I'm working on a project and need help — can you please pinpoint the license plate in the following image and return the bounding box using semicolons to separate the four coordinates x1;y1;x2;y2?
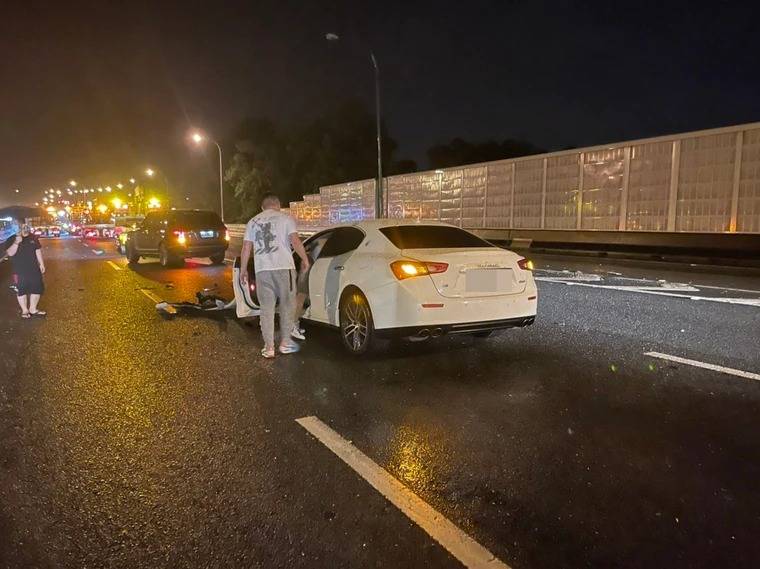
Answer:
466;269;511;292
200;230;216;239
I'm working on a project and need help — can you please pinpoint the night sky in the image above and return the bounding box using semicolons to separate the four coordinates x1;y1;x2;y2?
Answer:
1;0;758;207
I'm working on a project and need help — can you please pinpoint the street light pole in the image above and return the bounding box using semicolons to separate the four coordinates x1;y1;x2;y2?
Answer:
370;51;384;219
212;140;224;222
326;33;385;218
189;131;224;221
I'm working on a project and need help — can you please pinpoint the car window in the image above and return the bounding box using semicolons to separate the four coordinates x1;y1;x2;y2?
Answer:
305;231;333;260
142;213;158;229
379;225;492;249
318;227;365;258
172;211;223;227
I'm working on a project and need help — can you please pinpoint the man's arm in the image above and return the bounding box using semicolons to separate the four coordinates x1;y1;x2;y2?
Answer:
36;248;45;274
290;233;309;272
6;235;21;257
240;240;253;284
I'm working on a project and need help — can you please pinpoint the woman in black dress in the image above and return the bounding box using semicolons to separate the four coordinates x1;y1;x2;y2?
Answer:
7;224;46;318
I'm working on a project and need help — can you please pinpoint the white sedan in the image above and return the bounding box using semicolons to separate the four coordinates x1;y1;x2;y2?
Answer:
235;220;537;354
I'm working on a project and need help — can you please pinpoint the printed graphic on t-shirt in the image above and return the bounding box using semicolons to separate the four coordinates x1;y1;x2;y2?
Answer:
254;222;278;254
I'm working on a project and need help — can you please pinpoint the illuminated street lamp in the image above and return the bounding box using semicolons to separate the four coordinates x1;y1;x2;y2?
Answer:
189;130;225;221
147;197;161;209
111;197;123;209
129;178;136;184
69;180;77;187
326;32;385;217
116;183;123;189
14;188;20;193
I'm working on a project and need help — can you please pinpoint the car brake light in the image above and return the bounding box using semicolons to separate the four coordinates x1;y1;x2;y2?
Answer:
390;260;449;280
517;258;534;271
173;230;186;245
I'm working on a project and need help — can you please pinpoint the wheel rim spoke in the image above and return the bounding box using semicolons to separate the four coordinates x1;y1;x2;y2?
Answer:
343;299;369;351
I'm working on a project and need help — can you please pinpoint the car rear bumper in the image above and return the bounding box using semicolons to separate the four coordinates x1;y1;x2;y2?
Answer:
167;244;228;258
374;315;536;338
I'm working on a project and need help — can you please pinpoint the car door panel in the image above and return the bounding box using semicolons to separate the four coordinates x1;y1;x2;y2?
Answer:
305;227;365;325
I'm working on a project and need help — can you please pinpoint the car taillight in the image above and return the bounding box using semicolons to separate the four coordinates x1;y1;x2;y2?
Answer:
390;260;449;280
517;258;535;271
173;230;186;245
225;230;230;241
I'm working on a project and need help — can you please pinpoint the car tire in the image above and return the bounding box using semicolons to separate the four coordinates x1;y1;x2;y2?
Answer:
126;242;140;264
209;253;225;265
339;288;375;355
159;243;181;267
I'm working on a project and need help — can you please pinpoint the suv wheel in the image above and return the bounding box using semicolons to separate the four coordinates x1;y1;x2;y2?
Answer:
126;242;140;264
159;243;181;267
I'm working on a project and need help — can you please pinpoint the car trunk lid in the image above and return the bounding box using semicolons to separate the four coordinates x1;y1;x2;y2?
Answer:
401;247;527;298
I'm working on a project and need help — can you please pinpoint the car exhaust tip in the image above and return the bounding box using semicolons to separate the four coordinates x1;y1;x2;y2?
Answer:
409;328;431;341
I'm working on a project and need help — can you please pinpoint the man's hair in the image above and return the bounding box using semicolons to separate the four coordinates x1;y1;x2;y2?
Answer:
261;193;281;209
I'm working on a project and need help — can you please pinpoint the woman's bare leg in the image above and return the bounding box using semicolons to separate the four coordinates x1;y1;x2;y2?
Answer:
17;295;29;314
29;294;41;313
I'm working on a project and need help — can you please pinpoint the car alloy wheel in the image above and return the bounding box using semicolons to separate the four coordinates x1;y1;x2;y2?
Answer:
159;243;171;267
340;291;373;354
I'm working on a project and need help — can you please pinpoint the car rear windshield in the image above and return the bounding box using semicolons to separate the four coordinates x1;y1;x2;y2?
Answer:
379;226;492;249
172;211;223;227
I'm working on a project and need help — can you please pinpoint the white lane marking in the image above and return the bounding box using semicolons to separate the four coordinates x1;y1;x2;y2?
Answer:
537;280;760;307
645;352;760;382
691;284;760;294
296;416;510;569
139;289;163;304
106;260;123;271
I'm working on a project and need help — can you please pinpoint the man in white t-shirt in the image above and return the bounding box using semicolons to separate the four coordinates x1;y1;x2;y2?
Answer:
241;193;310;358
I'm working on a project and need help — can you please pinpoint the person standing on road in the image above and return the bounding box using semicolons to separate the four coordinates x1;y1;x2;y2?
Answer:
6;224;46;319
241;193;309;358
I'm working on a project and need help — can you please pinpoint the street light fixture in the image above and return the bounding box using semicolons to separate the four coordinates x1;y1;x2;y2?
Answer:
326;32;385;218
69;180;77;187
145;168;155;177
189;130;225;221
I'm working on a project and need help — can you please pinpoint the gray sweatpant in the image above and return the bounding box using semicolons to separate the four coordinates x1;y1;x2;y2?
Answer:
256;269;296;348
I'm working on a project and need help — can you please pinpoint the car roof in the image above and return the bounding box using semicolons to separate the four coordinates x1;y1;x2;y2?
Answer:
347;219;455;231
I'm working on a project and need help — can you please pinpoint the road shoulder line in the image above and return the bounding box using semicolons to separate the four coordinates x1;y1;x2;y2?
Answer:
645;352;760;382
296;416;510;569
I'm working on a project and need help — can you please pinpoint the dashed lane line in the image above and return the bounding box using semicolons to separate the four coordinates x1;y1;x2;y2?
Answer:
139;288;163;304
296;416;510;569
106;260;123;271
536;279;760;307
645;352;760;382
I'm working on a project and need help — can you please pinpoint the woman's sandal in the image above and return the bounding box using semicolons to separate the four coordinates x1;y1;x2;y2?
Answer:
21;313;31;319
30;311;47;317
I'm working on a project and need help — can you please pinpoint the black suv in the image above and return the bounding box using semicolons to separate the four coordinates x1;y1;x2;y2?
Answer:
124;210;228;267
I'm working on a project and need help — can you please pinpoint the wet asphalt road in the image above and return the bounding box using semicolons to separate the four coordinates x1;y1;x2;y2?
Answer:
1;237;759;569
